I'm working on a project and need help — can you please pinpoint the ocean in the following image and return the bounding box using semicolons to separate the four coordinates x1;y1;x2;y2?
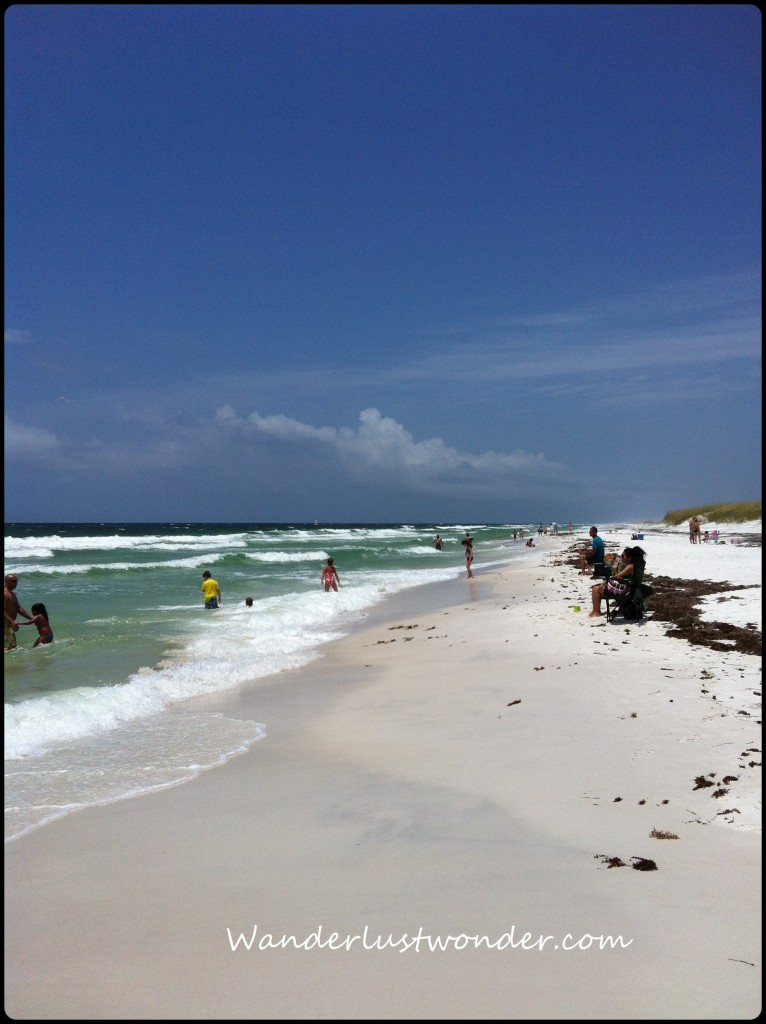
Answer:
4;521;571;841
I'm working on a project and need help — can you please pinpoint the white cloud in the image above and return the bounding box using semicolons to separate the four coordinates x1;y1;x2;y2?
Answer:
411;271;762;387
203;274;760;412
4;328;32;346
4;416;60;460
4;414;195;475
246;410;338;444
220;406;566;480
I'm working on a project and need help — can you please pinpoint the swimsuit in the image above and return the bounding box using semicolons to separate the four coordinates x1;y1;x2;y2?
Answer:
606;573;632;597
4;622;17;651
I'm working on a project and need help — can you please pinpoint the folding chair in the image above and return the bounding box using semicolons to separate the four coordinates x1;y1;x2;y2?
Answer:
606;563;653;623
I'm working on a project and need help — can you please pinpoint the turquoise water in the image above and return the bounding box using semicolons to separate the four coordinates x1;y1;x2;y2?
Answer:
4;521;574;840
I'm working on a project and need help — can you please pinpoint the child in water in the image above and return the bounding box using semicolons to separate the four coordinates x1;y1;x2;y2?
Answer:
19;603;54;647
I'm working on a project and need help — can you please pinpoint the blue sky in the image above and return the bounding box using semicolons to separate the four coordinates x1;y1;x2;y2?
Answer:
5;4;761;524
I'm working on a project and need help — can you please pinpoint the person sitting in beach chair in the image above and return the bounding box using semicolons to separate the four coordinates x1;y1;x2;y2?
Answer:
589;546;650;621
579;526;605;576
604;547;653;623
590;547;636;618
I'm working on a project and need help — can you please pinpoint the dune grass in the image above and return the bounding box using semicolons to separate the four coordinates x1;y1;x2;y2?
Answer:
663;501;761;526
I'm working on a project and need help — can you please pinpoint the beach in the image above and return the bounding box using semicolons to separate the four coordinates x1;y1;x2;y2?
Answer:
4;524;761;1019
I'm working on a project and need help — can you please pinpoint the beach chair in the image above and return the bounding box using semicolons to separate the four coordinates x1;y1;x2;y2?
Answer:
605;563;653;623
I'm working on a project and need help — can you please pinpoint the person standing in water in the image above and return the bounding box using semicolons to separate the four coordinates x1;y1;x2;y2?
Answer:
18;602;54;647
321;558;341;592
4;574;33;652
461;533;474;578
201;571;221;609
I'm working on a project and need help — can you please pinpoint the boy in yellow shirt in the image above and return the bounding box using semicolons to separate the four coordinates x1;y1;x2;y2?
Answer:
201;571;221;609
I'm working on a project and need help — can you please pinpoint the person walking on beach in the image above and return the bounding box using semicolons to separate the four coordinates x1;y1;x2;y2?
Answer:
461;533;474;578
4;574;33;652
321;558;341;592
579;527;605;575
201;571;221;609
18;602;54;647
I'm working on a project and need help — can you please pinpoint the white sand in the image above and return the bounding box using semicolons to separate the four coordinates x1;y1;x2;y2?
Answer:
4;524;761;1019
630;518;762;626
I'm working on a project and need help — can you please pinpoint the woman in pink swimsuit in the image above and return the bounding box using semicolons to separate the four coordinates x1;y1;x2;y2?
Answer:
321;558;341;592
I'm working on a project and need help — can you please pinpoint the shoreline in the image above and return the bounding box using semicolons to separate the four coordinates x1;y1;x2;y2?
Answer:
4;534;761;1018
4;534;548;845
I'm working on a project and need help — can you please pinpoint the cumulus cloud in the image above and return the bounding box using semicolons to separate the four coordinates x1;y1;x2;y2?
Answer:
217;406;564;481
247;410;338;444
